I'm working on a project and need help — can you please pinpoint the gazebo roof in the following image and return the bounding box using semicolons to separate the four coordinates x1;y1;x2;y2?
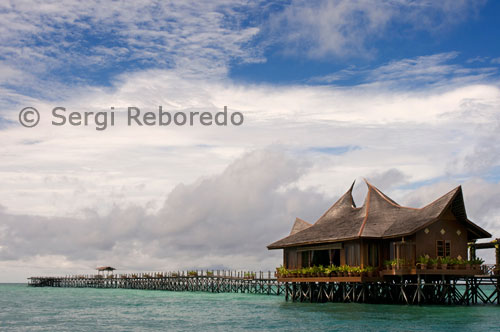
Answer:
96;266;116;271
267;180;491;249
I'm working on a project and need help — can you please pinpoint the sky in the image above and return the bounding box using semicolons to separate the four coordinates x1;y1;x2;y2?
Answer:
1;0;500;282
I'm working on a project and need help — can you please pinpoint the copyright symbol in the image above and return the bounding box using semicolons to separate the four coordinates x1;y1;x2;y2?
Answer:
19;107;40;128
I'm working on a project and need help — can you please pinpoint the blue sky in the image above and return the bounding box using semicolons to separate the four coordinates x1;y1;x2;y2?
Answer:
2;1;500;90
232;1;500;85
1;0;500;281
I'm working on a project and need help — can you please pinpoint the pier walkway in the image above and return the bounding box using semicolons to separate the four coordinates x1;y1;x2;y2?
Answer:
29;270;500;305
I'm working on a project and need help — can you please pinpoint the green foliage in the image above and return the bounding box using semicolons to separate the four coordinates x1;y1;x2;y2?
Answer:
276;264;378;277
417;256;429;264
439;256;452;264
364;266;376;273
470;257;484;265
428;258;438;266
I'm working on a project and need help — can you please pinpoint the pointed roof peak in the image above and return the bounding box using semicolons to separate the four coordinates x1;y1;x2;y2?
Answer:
362;179;400;207
289;217;312;235
267;182;490;250
313;181;358;225
348;179;356;207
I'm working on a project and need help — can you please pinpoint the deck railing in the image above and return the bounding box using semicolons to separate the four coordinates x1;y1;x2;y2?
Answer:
29;270;276;281
482;264;499;276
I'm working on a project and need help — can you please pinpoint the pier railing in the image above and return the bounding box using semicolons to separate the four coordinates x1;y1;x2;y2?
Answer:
28;270;284;296
28;267;500;305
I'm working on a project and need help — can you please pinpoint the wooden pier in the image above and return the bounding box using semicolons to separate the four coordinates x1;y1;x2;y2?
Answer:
28;269;500;305
280;272;500;305
28;270;284;296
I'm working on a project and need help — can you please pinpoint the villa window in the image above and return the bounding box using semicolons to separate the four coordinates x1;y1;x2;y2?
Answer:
437;240;451;257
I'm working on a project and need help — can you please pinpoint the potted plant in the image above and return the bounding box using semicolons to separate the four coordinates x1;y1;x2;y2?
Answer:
383;260;392;270
427;258;438;270
470;258;484;270
440;256;451;270
326;265;335;277
450;258;461;270
318;265;327;277
312;265;321;277
417;256;429;270
365;266;376;278
276;266;287;278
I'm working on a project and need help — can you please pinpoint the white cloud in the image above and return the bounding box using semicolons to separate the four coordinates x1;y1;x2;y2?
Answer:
0;1;499;282
270;0;484;58
0;0;264;91
309;52;498;87
0;149;329;282
1;59;499;218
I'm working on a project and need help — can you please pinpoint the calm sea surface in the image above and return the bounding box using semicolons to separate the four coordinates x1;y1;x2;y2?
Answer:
0;283;498;331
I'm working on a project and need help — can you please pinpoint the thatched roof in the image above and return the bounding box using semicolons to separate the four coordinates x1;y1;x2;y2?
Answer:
96;266;116;271
289;217;312;235
268;180;491;249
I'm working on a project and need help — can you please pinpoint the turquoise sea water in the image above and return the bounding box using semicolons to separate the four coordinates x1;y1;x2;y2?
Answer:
0;283;498;331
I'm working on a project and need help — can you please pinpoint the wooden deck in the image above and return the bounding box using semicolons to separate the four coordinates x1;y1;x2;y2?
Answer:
380;267;486;277
277;276;382;283
28;269;500;305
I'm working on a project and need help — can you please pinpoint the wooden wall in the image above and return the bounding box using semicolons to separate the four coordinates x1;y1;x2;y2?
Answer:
415;209;468;259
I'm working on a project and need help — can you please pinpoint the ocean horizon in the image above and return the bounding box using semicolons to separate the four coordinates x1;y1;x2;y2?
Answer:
0;283;498;331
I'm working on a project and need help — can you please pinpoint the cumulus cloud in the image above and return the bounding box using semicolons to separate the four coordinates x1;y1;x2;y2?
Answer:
1;60;499;219
0;149;330;281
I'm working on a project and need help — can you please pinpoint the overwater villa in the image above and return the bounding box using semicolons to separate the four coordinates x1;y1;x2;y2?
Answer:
268;180;493;276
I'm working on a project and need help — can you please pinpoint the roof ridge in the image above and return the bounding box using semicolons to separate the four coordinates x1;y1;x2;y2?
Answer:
313;180;356;223
421;185;461;210
290;217;312;235
364;179;402;207
357;185;371;236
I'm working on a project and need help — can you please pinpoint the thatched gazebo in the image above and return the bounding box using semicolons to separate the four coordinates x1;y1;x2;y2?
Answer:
96;266;116;276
